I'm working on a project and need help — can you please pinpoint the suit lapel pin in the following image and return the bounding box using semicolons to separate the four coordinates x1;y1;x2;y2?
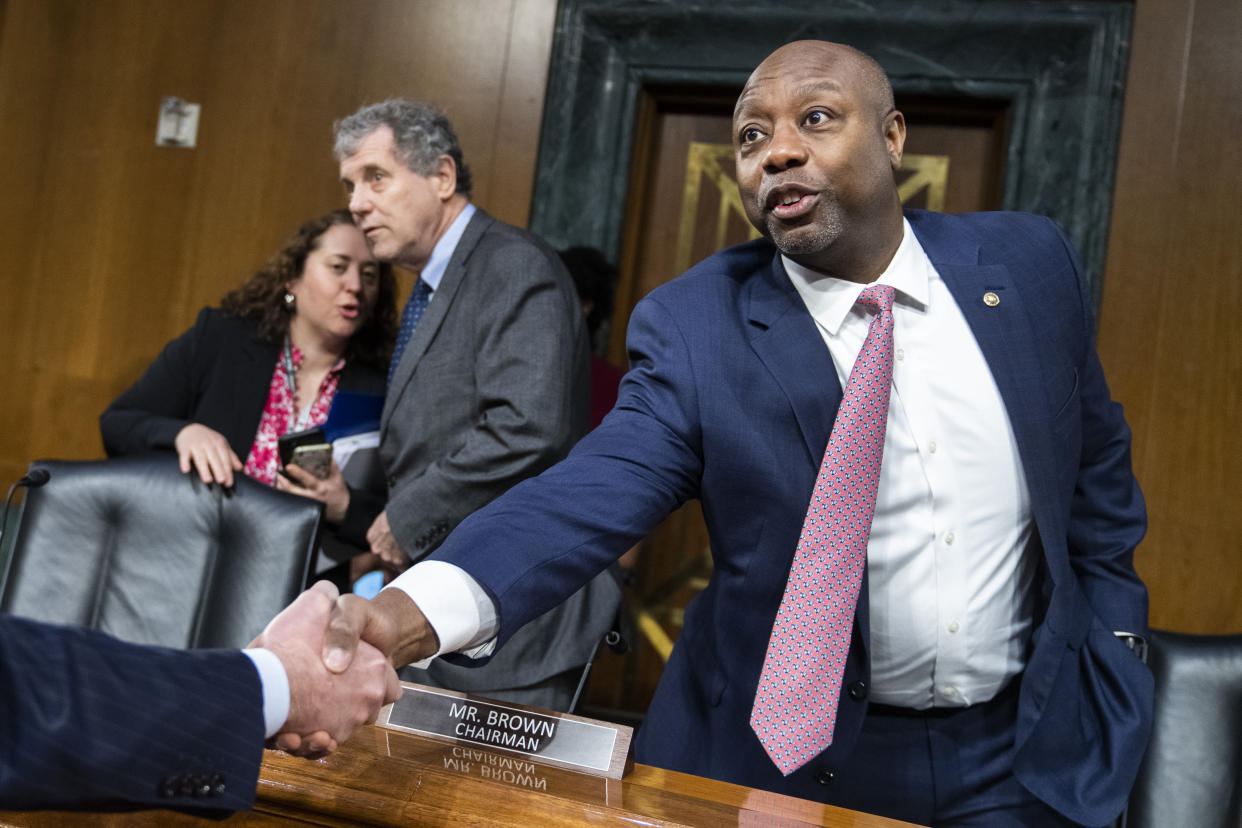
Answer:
983;291;1000;307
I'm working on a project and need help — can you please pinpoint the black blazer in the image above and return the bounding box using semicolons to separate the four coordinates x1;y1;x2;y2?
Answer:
0;613;263;811
101;307;386;460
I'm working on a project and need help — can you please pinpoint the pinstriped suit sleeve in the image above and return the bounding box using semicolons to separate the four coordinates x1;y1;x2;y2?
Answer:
0;614;264;812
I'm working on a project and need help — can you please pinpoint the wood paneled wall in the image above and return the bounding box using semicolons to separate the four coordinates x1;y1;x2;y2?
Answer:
0;0;557;486
1099;0;1242;633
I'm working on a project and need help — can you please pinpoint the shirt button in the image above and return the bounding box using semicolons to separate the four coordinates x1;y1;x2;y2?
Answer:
945;531;955;545
928;440;937;454
948;621;960;634
943;685;959;699
896;348;905;362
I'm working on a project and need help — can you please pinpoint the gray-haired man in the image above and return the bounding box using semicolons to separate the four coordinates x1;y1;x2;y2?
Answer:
284;99;619;710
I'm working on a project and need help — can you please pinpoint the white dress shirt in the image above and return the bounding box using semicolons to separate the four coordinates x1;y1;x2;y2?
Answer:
783;219;1037;708
391;220;1039;708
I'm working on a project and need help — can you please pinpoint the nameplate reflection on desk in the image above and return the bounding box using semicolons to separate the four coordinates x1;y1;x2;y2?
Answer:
378;733;624;806
376;681;633;779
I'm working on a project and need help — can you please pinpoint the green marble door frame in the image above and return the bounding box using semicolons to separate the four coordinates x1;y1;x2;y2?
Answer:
530;0;1132;311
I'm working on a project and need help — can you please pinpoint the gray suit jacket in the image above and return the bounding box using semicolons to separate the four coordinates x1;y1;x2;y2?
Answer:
347;208;620;704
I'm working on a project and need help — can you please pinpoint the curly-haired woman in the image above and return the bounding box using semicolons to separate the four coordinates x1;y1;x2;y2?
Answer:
101;210;396;526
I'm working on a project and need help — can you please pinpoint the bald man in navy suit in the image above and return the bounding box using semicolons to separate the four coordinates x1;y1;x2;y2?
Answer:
317;41;1151;827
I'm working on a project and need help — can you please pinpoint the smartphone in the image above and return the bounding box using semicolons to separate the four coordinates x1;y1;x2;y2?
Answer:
278;427;327;468
289;443;333;479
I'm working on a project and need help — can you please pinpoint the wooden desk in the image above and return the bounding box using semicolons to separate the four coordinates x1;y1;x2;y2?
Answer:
1;725;922;827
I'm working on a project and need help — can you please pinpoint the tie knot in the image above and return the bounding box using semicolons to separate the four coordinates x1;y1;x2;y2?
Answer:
856;283;895;317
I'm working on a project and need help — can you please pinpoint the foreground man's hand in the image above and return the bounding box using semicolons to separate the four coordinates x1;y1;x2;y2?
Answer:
250;581;402;756
323;588;440;674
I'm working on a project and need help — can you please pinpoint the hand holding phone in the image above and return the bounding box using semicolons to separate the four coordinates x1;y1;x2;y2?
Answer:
279;427;332;480
289;443;333;479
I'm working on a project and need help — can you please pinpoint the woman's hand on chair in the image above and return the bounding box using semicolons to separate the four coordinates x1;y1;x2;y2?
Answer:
174;423;243;487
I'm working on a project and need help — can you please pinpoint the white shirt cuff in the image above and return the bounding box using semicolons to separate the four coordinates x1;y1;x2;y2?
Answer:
385;560;498;667
242;647;290;739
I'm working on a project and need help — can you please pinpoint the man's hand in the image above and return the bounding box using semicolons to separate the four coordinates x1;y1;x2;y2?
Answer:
366;511;409;571
323;588;440;675
350;552;383;584
277;460;351;524
251;581;401;756
174;423;243;487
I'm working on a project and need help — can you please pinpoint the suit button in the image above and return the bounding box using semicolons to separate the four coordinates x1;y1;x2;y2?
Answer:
848;681;867;701
816;768;834;786
210;773;226;797
387;476;397;489
159;776;179;798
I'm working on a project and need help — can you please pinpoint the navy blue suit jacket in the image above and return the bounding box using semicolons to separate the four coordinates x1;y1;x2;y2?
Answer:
0;613;264;811
432;210;1153;827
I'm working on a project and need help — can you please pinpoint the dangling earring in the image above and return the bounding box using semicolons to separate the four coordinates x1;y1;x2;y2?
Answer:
284;292;296;311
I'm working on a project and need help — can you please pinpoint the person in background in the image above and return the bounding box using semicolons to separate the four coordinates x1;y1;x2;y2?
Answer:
0;581;398;813
100;210;397;579
288;99;619;711
559;246;638;575
101;210;396;490
559;246;626;430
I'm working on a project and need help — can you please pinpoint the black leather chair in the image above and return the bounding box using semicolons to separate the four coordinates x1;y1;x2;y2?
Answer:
1125;629;1242;828
0;455;321;649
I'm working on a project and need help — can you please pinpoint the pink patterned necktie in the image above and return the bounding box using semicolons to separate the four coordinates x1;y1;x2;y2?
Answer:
750;283;897;776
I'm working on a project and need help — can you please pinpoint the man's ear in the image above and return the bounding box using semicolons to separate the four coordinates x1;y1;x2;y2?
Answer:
885;110;906;170
433;155;458;201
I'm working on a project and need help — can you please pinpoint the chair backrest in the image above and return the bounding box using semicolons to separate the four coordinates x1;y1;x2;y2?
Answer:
0;455;321;649
1126;629;1242;828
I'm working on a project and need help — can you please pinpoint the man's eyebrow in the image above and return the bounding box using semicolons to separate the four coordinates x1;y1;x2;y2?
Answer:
734;79;845;120
792;80;843;99
343;163;385;182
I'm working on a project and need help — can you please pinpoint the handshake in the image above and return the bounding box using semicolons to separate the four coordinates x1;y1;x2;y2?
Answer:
248;580;440;755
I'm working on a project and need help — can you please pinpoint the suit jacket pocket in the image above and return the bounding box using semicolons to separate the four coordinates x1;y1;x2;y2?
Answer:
1014;601;1153;826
